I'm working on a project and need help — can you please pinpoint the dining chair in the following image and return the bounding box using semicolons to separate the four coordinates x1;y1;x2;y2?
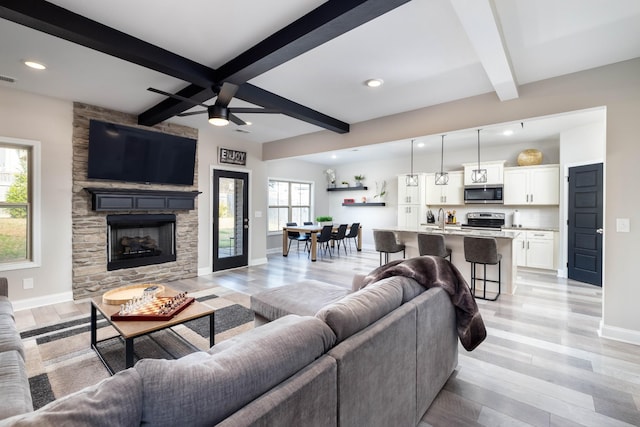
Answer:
315;225;334;258
286;222;308;252
344;222;360;253
330;224;348;256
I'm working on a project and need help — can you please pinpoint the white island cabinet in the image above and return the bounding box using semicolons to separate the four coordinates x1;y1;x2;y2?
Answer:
373;226;522;295
503;164;559;205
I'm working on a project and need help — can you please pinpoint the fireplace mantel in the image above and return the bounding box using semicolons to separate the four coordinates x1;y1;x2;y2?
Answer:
85;188;201;211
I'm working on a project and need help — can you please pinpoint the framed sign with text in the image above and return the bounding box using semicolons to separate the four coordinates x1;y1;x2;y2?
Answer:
218;147;247;166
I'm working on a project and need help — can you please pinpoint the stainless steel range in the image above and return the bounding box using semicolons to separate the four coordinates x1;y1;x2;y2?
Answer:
462;212;505;230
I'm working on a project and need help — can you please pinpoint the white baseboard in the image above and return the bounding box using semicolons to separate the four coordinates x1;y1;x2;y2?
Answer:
250;258;268;266
13;291;74;312
598;320;640;346
198;266;211;276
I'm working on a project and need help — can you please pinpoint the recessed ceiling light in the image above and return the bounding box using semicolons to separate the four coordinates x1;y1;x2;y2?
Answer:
503;130;514;136
417;142;425;148
331;154;337;159
23;60;46;70
364;78;383;88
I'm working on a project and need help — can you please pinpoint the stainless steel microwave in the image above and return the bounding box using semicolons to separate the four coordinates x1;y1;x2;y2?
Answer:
464;185;503;204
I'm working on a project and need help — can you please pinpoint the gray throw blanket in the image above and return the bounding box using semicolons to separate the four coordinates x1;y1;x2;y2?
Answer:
360;256;487;351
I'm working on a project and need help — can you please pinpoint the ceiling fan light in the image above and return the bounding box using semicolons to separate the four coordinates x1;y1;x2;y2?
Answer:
208;105;229;126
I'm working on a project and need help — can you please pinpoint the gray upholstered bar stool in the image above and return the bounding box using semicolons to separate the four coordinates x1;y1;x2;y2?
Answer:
373;230;405;266
463;236;501;301
417;233;452;261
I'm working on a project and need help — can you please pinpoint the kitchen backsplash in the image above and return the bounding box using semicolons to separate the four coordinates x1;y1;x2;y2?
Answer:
425;205;559;229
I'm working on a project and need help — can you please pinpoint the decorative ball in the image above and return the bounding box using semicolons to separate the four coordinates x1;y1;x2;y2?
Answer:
517;149;543;166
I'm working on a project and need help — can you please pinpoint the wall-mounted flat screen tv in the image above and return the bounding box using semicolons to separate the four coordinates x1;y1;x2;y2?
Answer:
87;120;197;186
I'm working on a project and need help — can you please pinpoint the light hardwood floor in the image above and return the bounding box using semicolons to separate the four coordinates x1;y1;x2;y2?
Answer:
14;248;640;426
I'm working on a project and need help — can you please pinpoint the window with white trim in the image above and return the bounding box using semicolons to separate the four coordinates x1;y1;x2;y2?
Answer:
0;137;39;269
268;180;312;232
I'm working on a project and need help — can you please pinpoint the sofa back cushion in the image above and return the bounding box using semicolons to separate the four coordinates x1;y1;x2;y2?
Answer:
0;368;142;427
136;315;336;427
316;277;403;342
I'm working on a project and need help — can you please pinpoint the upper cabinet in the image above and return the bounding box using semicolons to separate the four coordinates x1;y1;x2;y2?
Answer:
503;164;560;205
462;160;505;186
425;171;464;205
397;173;425;205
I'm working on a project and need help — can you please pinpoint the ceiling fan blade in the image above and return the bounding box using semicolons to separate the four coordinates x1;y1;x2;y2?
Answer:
215;82;239;107
228;113;247;126
177;110;208;117
229;107;280;114
147;87;208;108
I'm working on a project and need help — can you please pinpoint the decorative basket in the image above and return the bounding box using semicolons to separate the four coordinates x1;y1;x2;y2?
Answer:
517;149;543;166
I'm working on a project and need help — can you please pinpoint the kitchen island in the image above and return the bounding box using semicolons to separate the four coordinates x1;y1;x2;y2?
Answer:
373;225;522;295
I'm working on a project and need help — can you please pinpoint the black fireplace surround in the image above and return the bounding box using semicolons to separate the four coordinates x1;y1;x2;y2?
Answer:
107;214;176;271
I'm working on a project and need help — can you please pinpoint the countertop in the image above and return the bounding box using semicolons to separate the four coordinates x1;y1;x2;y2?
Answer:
376;225;522;239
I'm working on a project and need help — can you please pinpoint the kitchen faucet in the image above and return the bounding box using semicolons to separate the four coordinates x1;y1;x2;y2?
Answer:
437;208;445;231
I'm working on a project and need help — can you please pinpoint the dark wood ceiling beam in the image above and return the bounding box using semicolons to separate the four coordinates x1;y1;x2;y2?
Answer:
214;0;412;84
235;85;349;133
0;0;216;87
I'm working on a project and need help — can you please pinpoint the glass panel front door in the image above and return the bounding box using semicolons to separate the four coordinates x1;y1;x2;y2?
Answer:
213;169;249;271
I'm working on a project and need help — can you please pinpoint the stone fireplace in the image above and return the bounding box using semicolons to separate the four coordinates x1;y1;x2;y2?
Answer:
71;103;199;300
107;214;176;271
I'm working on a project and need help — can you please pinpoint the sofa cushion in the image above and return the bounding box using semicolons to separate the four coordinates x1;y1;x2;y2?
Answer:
136;315;336;427
315;277;404;342
0;315;24;359
0;350;33;420
0;367;142;427
250;280;350;321
0;296;14;319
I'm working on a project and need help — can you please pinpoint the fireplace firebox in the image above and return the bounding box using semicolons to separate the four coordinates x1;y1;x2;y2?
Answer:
107;214;176;271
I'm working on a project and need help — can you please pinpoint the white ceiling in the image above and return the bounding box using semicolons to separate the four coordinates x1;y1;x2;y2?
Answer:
1;0;639;152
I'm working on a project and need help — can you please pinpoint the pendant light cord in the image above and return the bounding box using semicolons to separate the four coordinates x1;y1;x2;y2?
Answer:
440;135;445;173
476;129;481;169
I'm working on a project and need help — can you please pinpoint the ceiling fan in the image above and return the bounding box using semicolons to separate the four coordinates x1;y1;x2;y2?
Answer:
147;83;280;126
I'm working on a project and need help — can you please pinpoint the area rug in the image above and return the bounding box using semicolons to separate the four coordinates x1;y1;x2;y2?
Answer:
20;290;255;410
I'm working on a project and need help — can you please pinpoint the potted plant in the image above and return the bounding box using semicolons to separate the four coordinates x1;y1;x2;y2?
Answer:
315;215;333;226
341;180;349;188
354;174;365;187
324;169;336;188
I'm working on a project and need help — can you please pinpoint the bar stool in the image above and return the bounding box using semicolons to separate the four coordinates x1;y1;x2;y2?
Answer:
417;233;452;261
373;230;405;266
463;236;501;301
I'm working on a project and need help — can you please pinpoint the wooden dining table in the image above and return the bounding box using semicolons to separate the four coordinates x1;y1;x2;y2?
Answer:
282;224;362;261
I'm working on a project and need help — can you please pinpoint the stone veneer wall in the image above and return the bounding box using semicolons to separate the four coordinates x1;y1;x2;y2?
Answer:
72;103;199;299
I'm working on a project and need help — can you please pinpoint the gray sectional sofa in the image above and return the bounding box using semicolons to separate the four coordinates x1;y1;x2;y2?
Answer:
0;278;33;420
1;260;462;426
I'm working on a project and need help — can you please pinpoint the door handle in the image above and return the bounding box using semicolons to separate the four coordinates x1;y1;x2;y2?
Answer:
596;228;603;234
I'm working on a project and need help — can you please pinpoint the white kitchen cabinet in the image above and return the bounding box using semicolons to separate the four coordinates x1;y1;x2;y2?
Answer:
397;173;424;204
397;174;425;228
514;230;556;270
504;165;559;205
397;205;422;228
425;171;464;205
462;160;505;186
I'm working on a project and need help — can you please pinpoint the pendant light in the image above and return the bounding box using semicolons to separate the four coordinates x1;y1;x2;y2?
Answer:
435;134;449;185
471;129;487;184
405;139;419;186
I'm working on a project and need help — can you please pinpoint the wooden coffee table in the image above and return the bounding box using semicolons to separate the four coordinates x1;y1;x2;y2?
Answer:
90;286;214;374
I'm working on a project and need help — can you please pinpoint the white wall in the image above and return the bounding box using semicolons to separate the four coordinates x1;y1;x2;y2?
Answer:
0;87;73;305
558;117;607;277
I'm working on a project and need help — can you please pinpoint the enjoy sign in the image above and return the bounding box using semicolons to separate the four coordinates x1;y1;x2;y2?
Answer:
219;147;247;166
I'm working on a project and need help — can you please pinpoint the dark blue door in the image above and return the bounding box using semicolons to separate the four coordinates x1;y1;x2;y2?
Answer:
568;163;603;286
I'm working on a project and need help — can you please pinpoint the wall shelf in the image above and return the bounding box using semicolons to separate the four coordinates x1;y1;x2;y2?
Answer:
342;202;386;207
327;186;367;191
